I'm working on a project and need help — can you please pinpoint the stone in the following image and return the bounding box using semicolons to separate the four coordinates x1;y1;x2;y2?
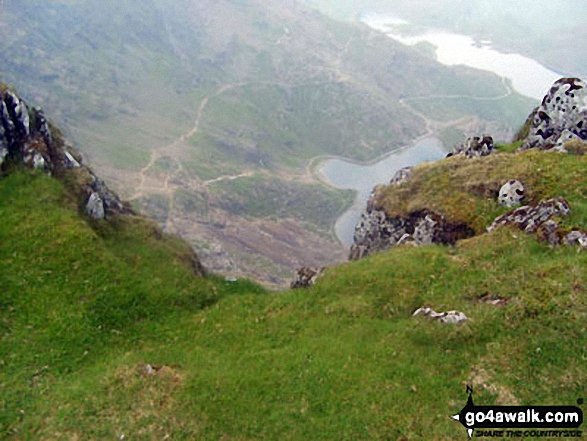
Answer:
32;108;51;145
86;192;105;220
33;153;45;170
412;214;439;245
520;78;587;151
448;136;495;159
536;219;562;246
5;91;30;137
396;233;415;246
498;180;525;207
291;266;325;289
0;100;16;147
64;151;80;168
390;166;413;186
412;307;468;324
89;175;132;216
350;195;474;260
563;230;587;248
488;197;571;233
0;123;7;166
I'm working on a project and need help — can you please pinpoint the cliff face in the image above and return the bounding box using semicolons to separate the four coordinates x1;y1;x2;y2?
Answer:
349;78;587;261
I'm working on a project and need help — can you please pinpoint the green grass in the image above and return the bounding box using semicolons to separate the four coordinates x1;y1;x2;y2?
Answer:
2;151;587;439
208;173;355;231
376;148;587;233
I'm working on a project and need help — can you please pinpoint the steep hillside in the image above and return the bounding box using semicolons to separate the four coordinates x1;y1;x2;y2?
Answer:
0;0;536;286
2;161;586;439
2;81;586;439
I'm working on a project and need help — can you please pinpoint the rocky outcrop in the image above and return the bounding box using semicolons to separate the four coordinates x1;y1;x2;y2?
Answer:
488;196;587;249
291;266;326;289
349;193;474;261
520;78;587;151
447;136;495;159
498;180;525;207
412;307;468;325
488;197;571;233
0;89;132;220
390;166;413;186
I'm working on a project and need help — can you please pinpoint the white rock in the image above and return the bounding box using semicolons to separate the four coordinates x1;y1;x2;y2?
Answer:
498;180;525;207
86;192;105;220
412;307;468;325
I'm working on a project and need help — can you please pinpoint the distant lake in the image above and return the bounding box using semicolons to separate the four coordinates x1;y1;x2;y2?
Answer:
320;137;446;246
320;13;564;247
361;12;563;101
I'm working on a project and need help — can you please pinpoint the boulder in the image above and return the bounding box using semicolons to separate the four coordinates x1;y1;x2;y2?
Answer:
498;180;525;207
488;197;571;233
520;78;587;151
86;192;105;220
4;91;30;137
291;267;325;289
390;166;413;186
563;230;587;248
412;307;468;325
448;136;495;159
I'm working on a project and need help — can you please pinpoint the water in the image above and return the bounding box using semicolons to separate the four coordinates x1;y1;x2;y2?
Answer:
361;13;563;101
320;137;446;246
320;13;565;246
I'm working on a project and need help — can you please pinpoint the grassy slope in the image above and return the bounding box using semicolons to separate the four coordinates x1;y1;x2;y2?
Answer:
3;146;587;439
376;146;587;233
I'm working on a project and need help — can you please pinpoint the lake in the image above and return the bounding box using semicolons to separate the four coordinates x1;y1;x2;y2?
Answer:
360;13;563;101
320;137;446;246
320;13;564;246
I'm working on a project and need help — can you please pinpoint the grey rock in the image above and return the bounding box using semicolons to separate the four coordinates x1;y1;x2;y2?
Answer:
32;108;51;145
0;122;7;165
0;100;15;146
412;307;468;325
390;166;413;186
5;91;30;136
520;78;587;151
350;192;474;260
86;192;105;220
536;219;562;246
396;233;415;246
563;230;587;248
64;151;80;168
498;180;525;207
448;136;494;159
488;197;571;233
33;153;46;170
89;174;132;216
291;267;326;289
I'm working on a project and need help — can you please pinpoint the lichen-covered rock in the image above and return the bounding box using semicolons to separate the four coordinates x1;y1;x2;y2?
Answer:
4;91;30;137
390;166;413;186
498;180;525;207
412;307;468;325
488;197;571;233
291;267;325;289
520;78;587;151
0;123;7;166
86;192;105;220
447;136;495;159
536;219;562;246
349;193;474;260
562;230;587;248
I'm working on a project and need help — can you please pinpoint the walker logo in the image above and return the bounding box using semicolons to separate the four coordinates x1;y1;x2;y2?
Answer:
451;386;584;438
